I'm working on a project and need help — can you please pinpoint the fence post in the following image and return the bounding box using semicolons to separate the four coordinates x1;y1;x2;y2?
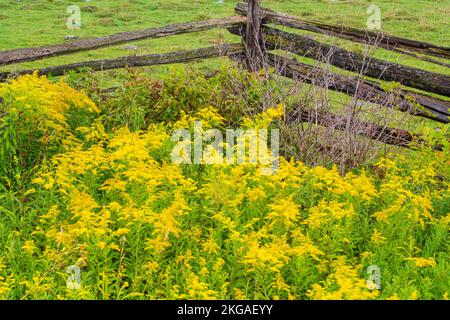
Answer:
245;0;263;71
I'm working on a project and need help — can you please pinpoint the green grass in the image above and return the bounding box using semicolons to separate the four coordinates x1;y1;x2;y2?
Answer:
0;0;449;78
0;1;448;138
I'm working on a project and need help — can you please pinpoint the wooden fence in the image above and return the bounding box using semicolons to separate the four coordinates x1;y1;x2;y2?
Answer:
0;0;448;148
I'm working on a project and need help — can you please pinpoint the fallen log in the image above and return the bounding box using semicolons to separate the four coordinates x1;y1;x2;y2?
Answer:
236;2;450;60
230;26;450;97
0;44;244;81
265;53;449;123
0;16;246;66
287;108;427;149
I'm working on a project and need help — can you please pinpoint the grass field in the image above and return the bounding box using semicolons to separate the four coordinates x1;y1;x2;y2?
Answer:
0;0;449;78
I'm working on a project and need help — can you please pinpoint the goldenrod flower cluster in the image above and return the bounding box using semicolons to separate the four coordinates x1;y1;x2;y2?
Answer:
0;74;448;300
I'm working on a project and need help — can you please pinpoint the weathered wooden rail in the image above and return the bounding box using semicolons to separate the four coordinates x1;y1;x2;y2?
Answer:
285;107;428;150
235;2;450;60
0;16;247;66
0;0;448;149
259;27;450;97
265;53;449;123
0;44;244;81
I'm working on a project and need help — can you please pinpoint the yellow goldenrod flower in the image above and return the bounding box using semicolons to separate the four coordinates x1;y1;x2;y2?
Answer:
404;257;436;268
371;229;387;245
21;240;37;255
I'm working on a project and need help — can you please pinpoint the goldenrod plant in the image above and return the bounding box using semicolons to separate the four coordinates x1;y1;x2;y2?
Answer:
0;74;448;300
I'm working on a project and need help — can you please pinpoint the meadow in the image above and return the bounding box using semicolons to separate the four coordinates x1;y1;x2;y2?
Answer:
0;0;449;300
0;0;449;78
